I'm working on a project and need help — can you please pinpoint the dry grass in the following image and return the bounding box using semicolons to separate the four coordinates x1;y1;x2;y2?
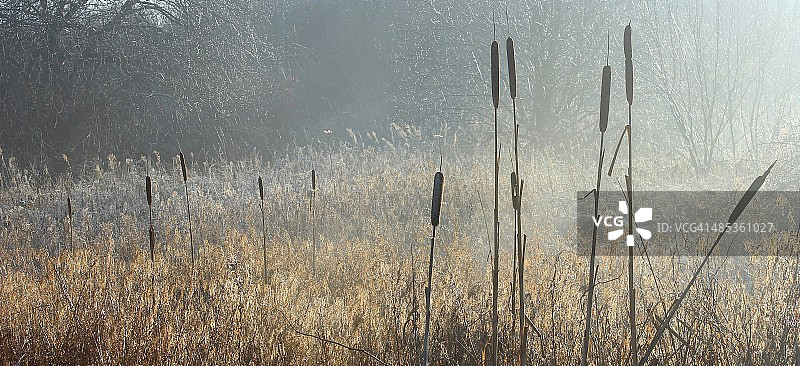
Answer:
0;140;797;365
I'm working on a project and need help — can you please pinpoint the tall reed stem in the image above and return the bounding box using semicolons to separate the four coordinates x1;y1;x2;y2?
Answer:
623;23;637;366
507;33;527;364
310;169;316;275
147;175;154;262
421;226;436;366
259;176;267;284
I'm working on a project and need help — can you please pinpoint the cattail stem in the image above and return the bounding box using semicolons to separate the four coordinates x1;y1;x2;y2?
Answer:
147;175;154;262
516;175;526;366
510;209;517;337
259;177;267;284
626;105;637;366
411;236;419;356
184;181;193;265
491;107;500;366
580;133;605;366
421;226;436;366
624;23;637;366
310;169;316;275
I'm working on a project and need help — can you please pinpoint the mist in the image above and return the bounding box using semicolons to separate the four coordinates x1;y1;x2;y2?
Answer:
0;0;797;174
4;1;800;364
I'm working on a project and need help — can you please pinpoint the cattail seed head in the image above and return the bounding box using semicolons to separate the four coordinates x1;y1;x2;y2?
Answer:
311;169;316;191
146;176;152;206
600;65;611;132
430;171;444;227
491;40;500;109
624;24;632;61
67;196;72;219
624;24;633;106
258;176;264;200
179;151;187;182
506;37;516;99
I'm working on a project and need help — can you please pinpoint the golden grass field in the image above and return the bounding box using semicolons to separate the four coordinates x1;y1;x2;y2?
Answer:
0;139;798;365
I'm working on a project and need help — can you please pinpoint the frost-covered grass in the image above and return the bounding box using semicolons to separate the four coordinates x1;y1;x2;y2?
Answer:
0;137;796;365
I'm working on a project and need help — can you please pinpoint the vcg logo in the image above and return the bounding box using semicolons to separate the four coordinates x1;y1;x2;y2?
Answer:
592;201;652;246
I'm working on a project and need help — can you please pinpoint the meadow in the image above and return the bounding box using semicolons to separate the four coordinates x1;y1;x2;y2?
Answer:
0;133;797;365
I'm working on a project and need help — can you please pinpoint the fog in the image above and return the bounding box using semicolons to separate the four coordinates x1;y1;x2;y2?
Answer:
1;0;799;174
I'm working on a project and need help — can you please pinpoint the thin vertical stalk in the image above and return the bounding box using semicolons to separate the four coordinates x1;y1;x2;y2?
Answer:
310;169;316;274
510;188;518;342
626;108;637;366
259;176;267;284
623;23;637;366
421;226;436;366
412;235;419;358
515;167;526;365
147;175;154;262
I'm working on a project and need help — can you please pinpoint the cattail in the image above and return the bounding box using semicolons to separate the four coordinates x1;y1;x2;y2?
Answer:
146;176;153;206
639;162;776;365
179;151;188;182
491;41;500;109
625;23;633;106
430;172;444;227
599;65;611;133
258;176;264;200
490;35;501;366
422;170;445;366
67;196;72;220
581;37;612;366
506;37;516;99
146;175;154;262
506;28;526;364
311;169;316;191
66;192;73;249
622;23;637;366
